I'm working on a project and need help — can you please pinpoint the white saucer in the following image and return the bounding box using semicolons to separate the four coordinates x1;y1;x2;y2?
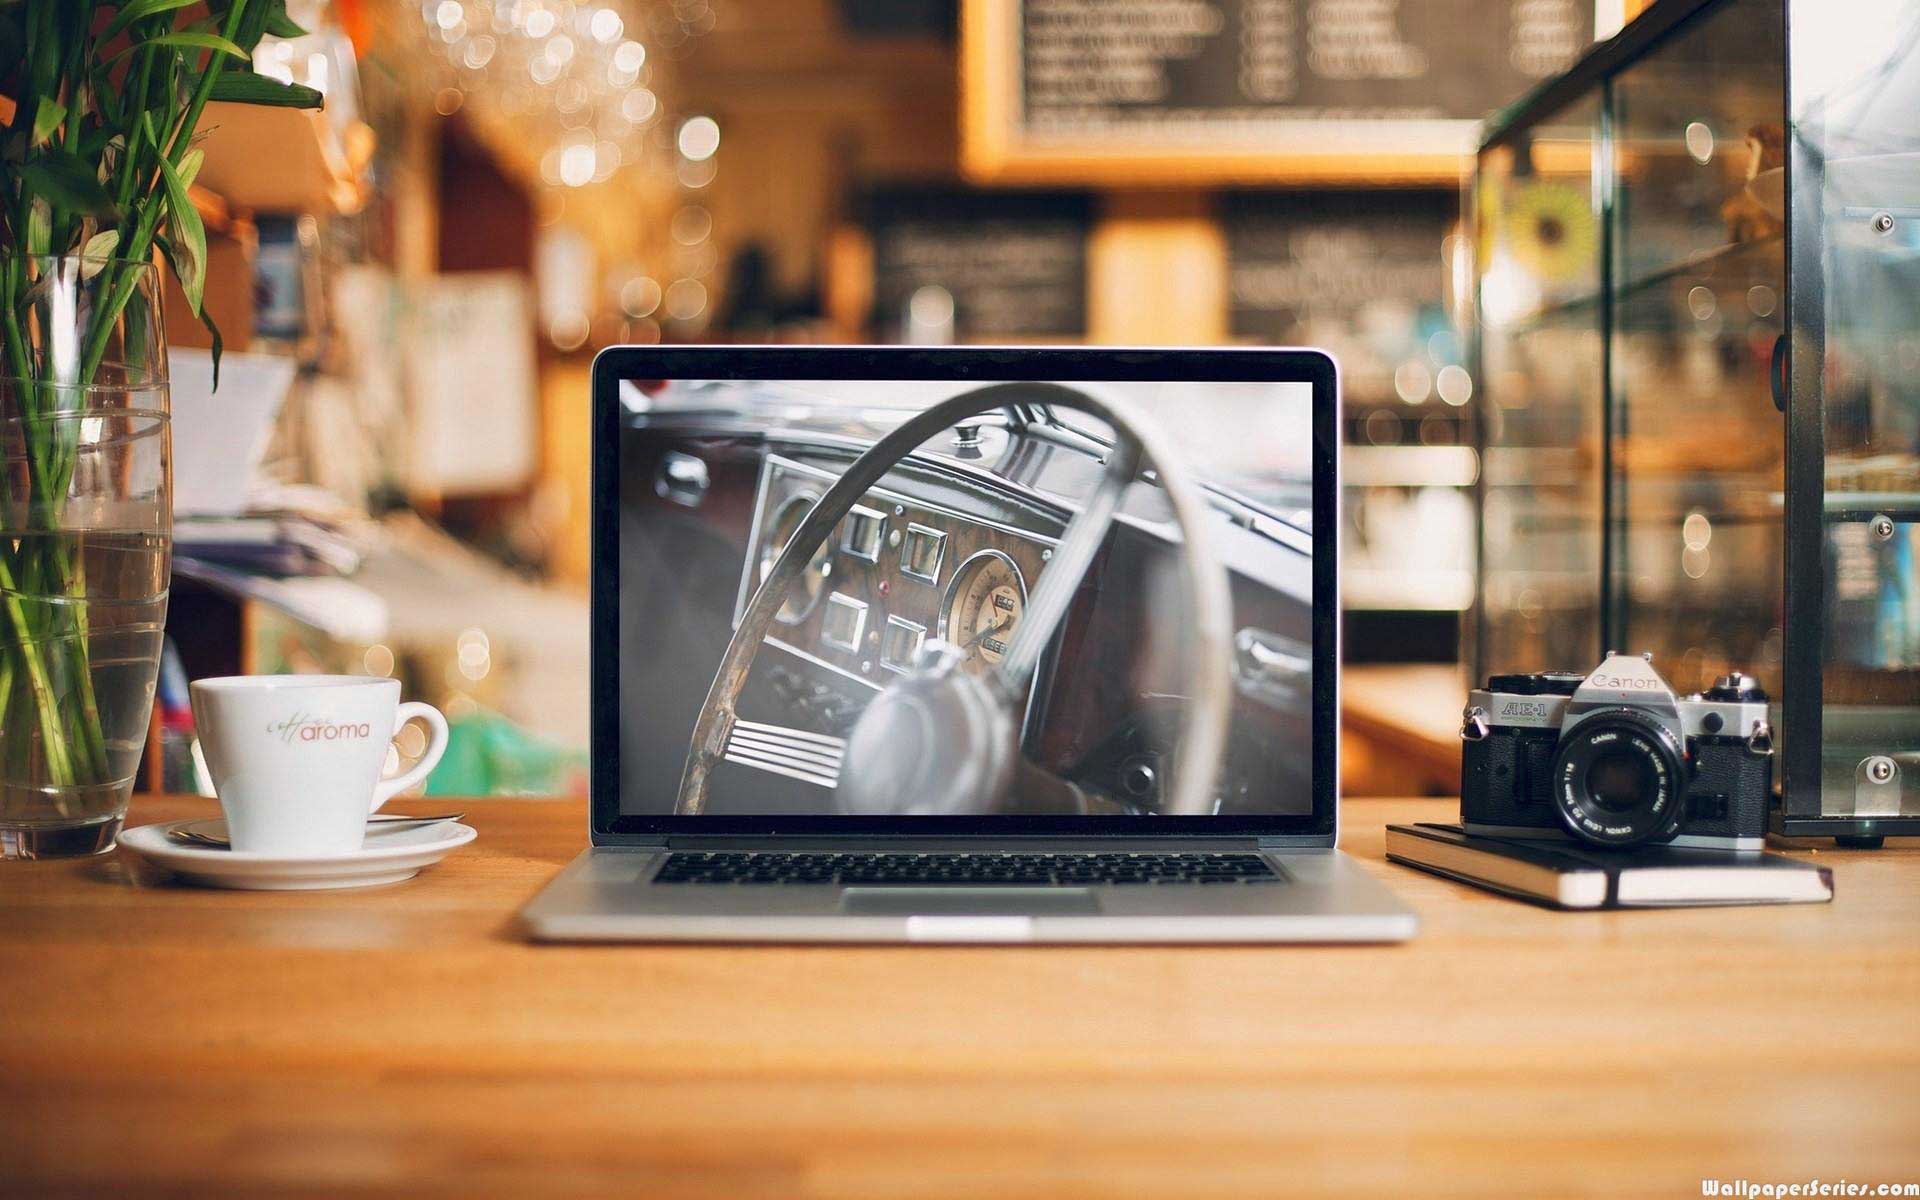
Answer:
117;818;477;890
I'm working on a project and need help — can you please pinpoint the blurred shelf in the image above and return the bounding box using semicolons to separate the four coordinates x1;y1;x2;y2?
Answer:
1824;454;1920;519
1483;445;1595;465
195;101;371;215
1343;446;1479;489
1824;668;1920;707
172;558;388;644
1344;568;1474;613
1340;664;1466;797
1484;575;1599;598
1610;232;1784;299
1489;234;1783;337
1482;297;1599;341
1825;494;1920;521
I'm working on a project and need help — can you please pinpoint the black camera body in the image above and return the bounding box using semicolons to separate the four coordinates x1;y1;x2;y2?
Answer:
1460;653;1775;850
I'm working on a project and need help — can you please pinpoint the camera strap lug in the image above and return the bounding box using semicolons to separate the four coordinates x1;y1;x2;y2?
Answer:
1747;719;1775;757
1460;705;1490;742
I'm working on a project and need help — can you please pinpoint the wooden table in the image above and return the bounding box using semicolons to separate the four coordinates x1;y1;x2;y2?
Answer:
4;796;1918;1198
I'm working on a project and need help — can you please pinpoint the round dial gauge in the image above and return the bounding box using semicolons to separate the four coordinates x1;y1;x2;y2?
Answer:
941;550;1028;672
761;494;834;624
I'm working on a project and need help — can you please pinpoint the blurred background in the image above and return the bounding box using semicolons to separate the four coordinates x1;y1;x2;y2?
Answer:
159;0;1886;805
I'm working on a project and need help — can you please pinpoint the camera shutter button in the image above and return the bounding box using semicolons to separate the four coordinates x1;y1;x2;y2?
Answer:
1705;673;1767;703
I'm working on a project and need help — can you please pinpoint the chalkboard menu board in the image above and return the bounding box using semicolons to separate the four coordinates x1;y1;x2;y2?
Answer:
863;188;1091;340
963;0;1596;183
1226;190;1461;403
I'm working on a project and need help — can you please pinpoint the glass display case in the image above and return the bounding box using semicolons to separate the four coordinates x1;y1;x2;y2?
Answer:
1470;0;1920;842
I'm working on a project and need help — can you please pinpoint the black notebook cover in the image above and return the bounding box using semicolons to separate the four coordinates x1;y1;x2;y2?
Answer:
1385;823;1834;909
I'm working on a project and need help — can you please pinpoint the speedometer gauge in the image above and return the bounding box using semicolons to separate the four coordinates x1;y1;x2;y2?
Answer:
760;493;834;624
940;550;1028;672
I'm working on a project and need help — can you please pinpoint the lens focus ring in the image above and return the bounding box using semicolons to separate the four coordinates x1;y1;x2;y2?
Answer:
1550;708;1688;848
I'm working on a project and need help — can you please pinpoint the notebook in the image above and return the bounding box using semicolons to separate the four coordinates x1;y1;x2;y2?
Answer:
1385;823;1834;909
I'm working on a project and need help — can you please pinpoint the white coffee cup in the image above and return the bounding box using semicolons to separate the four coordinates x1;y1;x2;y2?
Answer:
190;675;451;856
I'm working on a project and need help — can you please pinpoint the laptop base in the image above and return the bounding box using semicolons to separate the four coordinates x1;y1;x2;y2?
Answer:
520;844;1419;944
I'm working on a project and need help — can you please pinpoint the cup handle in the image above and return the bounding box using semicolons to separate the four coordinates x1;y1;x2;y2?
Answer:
372;701;451;812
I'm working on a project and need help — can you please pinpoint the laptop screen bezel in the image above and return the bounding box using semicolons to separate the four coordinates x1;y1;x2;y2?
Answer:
591;346;1340;843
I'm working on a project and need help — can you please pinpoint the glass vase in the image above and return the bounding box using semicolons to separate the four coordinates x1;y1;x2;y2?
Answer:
0;255;171;857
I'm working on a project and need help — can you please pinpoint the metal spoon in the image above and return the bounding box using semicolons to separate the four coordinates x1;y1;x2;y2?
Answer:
166;812;467;850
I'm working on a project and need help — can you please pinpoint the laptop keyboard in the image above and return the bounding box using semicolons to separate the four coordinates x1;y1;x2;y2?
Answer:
653;851;1281;887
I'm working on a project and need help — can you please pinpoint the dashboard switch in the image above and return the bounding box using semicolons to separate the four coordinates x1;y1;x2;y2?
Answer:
1233;628;1311;709
655;452;709;507
1119;755;1161;804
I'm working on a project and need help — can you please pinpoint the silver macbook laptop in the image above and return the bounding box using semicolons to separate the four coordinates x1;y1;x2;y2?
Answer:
520;346;1417;943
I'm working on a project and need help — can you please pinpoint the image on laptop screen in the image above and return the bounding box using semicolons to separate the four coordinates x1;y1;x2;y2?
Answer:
612;375;1320;820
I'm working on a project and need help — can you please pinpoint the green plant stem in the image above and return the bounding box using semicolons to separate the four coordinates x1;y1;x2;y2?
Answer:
0;652;17;772
115;44;159;220
2;263;97;787
1;663;35;793
161;0;251;167
0;551;80;787
2;268;113;790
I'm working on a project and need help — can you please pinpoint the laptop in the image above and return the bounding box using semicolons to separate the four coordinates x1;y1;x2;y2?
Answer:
520;346;1418;943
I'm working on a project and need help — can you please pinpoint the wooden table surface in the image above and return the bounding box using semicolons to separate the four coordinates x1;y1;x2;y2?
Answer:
4;795;1918;1199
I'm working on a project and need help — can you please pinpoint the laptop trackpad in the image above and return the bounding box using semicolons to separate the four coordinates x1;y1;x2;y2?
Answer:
840;887;1098;916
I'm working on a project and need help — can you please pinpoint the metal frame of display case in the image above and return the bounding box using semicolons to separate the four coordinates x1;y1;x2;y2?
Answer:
1470;0;1920;843
1778;0;1920;843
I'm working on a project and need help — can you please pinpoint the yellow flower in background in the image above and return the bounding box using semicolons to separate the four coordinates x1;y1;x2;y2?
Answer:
1504;181;1597;282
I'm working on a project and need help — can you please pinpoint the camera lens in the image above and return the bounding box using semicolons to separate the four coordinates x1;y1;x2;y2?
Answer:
1584;748;1657;814
1550;709;1688;848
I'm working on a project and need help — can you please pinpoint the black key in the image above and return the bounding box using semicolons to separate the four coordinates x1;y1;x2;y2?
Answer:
653;850;1278;886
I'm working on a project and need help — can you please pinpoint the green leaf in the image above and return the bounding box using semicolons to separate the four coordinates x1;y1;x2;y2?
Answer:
114;31;250;65
264;10;308;39
81;129;122;166
25;198;50;257
30;98;64;146
81;230;120;279
206;71;325;109
154;231;223;387
21;154;116;216
220;0;308;47
232;0;282;53
102;0;201;44
88;63;125;130
254;0;309;40
176;146;204;190
156;155;206;317
200;307;224;391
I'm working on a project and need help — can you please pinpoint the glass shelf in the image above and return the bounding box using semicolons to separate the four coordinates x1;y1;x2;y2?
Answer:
1825;495;1920;521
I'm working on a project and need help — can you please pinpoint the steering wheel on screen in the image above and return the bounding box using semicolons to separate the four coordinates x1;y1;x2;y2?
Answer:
673;382;1235;818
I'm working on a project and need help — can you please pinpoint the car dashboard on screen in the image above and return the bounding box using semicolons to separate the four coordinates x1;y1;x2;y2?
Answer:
615;378;1316;819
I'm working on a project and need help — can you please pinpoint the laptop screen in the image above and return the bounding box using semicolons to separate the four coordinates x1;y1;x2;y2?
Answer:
596;348;1337;838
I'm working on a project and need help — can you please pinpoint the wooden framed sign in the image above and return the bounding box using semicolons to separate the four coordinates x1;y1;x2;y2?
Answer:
1225;190;1460;399
962;0;1601;185
861;187;1093;340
